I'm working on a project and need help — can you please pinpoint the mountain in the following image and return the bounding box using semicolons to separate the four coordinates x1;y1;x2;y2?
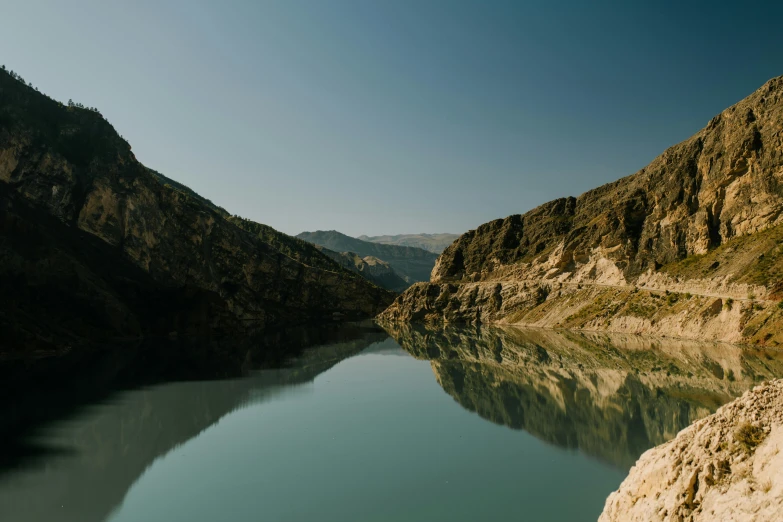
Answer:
381;322;783;469
381;75;783;346
0;68;394;357
357;233;460;254
316;248;409;293
296;230;439;284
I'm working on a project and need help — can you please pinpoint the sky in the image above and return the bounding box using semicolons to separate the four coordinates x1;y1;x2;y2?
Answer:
2;1;782;237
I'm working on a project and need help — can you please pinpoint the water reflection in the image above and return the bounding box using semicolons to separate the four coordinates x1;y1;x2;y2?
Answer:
0;324;387;522
4;322;783;522
381;323;783;468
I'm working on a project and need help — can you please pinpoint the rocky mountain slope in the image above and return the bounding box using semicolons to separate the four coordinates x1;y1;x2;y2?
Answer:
600;379;783;522
357;233;459;254
0;69;394;356
315;248;409;293
381;322;783;469
296;230;438;284
381;75;783;346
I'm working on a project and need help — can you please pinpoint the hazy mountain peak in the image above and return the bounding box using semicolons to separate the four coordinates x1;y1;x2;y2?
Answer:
296;230;439;285
357;233;460;254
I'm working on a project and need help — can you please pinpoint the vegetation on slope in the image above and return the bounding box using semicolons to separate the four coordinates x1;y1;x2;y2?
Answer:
661;222;783;296
228;217;351;274
0;67;394;354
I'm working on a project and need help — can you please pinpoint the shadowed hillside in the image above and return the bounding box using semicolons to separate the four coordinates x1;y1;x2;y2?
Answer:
0;68;394;356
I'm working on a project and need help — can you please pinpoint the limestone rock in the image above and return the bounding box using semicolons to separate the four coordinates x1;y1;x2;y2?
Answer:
599;380;783;522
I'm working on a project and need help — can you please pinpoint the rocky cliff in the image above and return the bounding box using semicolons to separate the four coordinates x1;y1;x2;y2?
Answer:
600;379;783;522
0;69;394;355
380;322;783;468
296;230;438;284
381;75;783;346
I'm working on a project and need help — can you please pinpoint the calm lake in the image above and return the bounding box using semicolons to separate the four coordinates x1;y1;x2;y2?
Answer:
2;323;783;522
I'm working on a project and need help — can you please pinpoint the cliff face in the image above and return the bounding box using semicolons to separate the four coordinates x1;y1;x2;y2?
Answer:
380;323;783;469
296;230;439;284
0;70;394;355
381;76;783;346
600;380;783;522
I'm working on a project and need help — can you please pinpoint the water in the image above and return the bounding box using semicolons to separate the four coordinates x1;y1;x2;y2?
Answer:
2;324;782;522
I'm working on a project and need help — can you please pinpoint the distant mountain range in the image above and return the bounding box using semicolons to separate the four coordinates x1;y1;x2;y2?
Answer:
316;248;410;293
357;233;459;254
296;231;439;287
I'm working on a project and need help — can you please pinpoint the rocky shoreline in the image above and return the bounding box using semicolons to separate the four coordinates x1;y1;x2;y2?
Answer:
380;278;783;346
599;379;783;522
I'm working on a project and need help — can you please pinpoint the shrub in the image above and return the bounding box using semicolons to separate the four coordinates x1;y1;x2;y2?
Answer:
534;285;549;305
725;298;734;310
735;422;765;452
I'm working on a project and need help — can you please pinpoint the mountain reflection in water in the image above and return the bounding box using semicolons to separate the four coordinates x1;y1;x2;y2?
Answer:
382;323;783;468
0;324;387;522
3;322;783;522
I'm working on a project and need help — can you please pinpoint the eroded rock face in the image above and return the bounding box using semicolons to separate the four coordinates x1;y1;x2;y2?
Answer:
380;322;783;468
381;76;783;346
600;380;783;522
0;70;394;354
434;77;783;282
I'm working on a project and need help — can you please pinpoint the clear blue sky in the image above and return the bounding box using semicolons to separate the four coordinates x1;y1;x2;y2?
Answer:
2;1;782;237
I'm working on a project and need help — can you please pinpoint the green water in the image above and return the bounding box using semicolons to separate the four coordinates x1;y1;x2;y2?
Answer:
3;325;782;522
